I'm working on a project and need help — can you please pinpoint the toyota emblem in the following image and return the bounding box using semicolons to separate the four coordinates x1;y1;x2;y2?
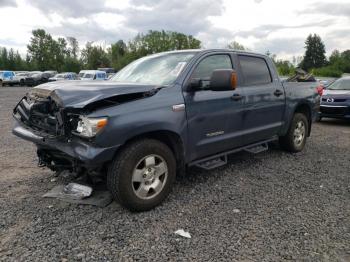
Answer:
327;98;334;103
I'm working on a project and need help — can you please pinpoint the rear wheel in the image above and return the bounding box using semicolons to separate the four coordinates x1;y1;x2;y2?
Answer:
20;79;24;86
107;139;176;211
279;113;309;152
0;80;3;87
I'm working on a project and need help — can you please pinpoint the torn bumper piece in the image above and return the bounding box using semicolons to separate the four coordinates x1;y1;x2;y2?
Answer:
12;123;120;170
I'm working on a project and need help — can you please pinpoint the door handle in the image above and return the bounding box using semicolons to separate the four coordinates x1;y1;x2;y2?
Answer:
231;94;243;101
274;89;283;97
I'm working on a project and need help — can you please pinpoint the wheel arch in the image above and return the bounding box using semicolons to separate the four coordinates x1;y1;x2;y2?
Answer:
293;102;312;136
116;130;186;176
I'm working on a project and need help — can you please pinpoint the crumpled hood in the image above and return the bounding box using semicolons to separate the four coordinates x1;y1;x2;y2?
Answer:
29;80;159;108
323;89;350;98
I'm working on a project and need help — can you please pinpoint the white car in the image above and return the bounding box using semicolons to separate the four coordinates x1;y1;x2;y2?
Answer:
79;70;107;81
49;72;78;82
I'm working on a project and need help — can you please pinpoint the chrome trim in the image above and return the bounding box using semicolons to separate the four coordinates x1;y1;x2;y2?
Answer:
320;105;348;108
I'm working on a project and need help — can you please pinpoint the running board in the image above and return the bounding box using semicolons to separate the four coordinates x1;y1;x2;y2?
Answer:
196;155;227;170
190;137;277;170
244;143;268;154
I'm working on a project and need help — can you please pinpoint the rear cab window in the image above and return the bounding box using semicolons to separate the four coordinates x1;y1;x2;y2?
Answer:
238;55;272;85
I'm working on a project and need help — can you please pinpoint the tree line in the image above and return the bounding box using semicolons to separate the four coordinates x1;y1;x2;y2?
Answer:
0;29;201;73
0;29;349;77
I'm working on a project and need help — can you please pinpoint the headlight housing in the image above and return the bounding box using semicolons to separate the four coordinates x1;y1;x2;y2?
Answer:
75;116;108;138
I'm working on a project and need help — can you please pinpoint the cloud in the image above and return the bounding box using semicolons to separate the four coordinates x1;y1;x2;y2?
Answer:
235;19;335;39
27;0;117;18
0;0;16;7
48;20;134;44
123;0;225;36
254;37;305;54
301;2;350;17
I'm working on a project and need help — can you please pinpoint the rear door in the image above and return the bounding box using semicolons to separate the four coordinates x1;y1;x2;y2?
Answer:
183;53;246;161
237;55;285;144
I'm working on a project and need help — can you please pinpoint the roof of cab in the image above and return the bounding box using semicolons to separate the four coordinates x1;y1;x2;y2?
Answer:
148;48;269;59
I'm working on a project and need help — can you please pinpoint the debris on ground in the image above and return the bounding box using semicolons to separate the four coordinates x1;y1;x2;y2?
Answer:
42;184;112;207
232;209;240;213
63;183;93;199
174;229;191;239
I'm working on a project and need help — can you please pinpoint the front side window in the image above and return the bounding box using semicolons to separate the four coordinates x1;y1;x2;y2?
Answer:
239;55;272;85
191;54;233;89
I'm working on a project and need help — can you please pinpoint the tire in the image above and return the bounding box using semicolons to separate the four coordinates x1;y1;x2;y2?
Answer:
20;80;24;86
0;80;3;87
107;139;176;212
316;115;322;122
279;113;309;152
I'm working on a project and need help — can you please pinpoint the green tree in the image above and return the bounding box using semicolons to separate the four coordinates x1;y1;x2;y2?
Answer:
128;30;201;59
275;60;295;76
110;40;127;70
227;41;247;50
27;29;55;70
67;37;79;59
300;34;326;71
80;42;110;69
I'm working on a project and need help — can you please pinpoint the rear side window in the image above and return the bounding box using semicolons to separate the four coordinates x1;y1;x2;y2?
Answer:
238;55;271;85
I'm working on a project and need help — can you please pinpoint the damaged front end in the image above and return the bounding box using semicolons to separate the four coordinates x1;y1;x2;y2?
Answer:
13;92;81;172
12;83;161;174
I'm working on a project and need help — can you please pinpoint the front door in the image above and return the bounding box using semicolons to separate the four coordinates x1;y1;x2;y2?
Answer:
183;53;246;161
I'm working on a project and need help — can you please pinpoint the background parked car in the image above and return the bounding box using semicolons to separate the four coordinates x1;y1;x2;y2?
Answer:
78;70;88;79
318;76;350;121
80;70;107;80
24;72;53;87
0;71;16;86
44;70;58;76
98;68;116;80
13;72;30;86
49;72;78;82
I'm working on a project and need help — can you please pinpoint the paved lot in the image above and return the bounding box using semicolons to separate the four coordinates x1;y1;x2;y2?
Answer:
0;87;349;261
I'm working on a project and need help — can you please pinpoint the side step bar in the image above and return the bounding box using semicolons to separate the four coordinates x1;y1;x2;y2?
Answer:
190;137;277;170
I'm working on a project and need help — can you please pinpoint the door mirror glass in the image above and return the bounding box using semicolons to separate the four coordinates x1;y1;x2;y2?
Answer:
210;69;238;91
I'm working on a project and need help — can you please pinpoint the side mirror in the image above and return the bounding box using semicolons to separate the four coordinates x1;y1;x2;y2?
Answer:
189;78;203;90
210;69;238;91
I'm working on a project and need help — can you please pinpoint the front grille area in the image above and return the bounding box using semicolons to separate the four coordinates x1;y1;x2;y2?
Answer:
320;106;348;116
14;96;65;136
321;97;347;102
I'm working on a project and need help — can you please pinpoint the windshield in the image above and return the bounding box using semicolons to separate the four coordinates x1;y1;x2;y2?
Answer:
83;74;93;78
54;74;65;78
111;52;196;85
328;78;350;90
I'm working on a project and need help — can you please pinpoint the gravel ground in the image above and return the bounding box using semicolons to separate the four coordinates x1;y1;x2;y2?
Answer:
0;87;349;261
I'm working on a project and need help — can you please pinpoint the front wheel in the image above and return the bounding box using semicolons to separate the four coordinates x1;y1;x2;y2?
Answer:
279;113;309;152
107;139;176;212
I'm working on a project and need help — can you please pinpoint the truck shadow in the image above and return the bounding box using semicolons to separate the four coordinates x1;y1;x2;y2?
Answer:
317;118;350;127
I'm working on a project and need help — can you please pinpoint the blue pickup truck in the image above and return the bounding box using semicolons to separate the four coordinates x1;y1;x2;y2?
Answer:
13;49;319;211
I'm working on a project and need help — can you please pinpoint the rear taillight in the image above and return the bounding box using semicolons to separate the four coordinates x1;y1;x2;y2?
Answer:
316;85;323;96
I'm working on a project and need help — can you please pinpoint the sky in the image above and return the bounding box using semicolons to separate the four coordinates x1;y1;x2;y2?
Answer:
0;0;349;60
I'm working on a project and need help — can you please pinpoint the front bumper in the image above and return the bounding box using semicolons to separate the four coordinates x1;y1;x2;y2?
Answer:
12;122;120;169
319;105;350;119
